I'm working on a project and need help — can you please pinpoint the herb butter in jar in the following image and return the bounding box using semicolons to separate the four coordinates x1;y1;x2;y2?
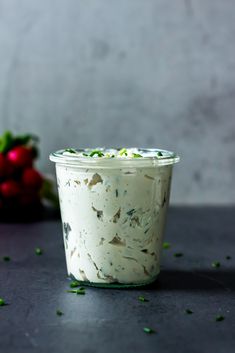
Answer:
50;148;180;287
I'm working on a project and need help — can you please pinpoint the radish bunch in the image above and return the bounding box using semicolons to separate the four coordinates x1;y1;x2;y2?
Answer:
0;131;57;219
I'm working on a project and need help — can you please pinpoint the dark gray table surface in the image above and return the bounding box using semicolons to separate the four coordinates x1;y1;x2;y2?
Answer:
0;206;235;353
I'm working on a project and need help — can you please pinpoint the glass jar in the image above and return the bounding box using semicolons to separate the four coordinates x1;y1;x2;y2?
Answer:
50;148;180;287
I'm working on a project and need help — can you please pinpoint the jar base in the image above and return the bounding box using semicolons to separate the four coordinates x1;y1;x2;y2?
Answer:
68;272;159;288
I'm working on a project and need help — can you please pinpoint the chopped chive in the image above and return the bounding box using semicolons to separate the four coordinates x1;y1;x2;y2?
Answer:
119;148;128;156
35;248;43;255
56;309;63;316
82;153;88;156
163;242;170;249
3;256;10;262
0;298;5;306
89;150;104;157
212;261;220;268
157;151;163;157
226;256;231;260
111;154;115;158
138;296;149;302
132;153;142;158
115;189;118;197
127;209;135;216
185;309;193;314
143;327;155;334
70;281;81;288
174;252;183;257
215;315;224;322
66;289;85;295
65;148;76;153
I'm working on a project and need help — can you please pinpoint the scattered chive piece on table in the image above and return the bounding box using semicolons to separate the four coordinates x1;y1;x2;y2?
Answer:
56;309;63;316
3;256;10;262
76;289;86;295
215;315;224;322
0;298;5;306
143;327;155;334
65;148;76;153
138;296;149;302
163;242;170;249
185;309;193;314
174;252;183;257
35;248;43;255
70;281;81;288
67;289;85;295
212;261;220;268
226;256;231;260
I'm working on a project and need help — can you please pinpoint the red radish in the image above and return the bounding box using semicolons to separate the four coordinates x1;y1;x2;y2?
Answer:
7;146;33;168
0;180;21;198
22;168;43;190
0;153;14;177
20;190;40;206
0;153;8;177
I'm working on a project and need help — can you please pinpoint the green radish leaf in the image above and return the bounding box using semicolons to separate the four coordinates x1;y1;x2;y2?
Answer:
0;131;14;153
31;145;39;159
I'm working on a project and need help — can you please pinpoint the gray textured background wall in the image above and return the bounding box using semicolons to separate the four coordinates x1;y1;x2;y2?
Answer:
0;0;235;204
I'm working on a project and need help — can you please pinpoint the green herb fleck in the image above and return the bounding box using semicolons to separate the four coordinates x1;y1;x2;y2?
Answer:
65;148;76;153
226;256;231;260
3;256;10;262
185;309;193;314
143;327;155;334
215;315;224;322
111;154;115;158
144;228;150;234
35;248;43;255
212;261;220;268
82;153;88;156
115;189;118;197
0;298;5;306
70;280;81;288
157;151;163;157
138;296;149;302
132;153;142;158
0;131;14;153
119;148;128;156
163;242;170;249
174;252;183;257
127;209;135;216
89;150;104;157
56;309;63;316
66;289;85;295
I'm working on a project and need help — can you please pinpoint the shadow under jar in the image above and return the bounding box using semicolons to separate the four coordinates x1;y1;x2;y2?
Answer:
50;148;180;288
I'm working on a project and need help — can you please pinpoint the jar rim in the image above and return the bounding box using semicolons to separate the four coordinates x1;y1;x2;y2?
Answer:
49;148;180;169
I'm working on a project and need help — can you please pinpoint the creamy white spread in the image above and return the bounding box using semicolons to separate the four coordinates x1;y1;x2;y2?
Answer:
54;148;174;286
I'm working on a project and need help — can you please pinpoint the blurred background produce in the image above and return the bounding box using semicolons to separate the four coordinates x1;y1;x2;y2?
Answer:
0;130;58;221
